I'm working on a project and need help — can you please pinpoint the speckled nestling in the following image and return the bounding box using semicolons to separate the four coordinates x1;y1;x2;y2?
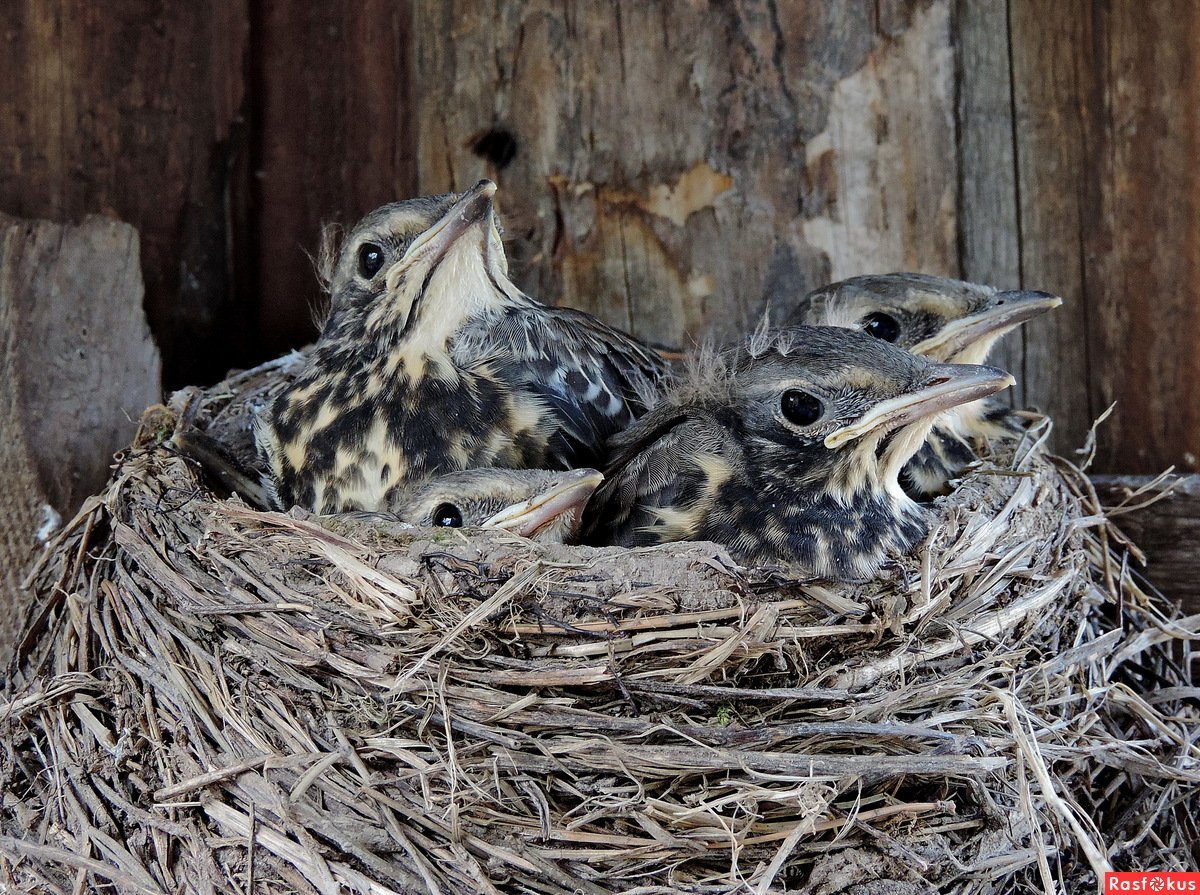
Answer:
784;273;1060;499
386;467;602;543
582;326;1013;581
256;180;667;513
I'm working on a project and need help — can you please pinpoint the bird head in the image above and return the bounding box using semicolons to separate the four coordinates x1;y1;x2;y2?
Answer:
387;467;603;543
791;273;1062;364
325;180;510;343
727;327;1014;503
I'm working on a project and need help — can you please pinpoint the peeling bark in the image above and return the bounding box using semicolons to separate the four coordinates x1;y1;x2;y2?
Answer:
414;0;955;352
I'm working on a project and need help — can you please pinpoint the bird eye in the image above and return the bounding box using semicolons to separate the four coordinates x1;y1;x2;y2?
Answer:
357;242;385;279
781;390;823;426
861;312;901;343
432;503;463;528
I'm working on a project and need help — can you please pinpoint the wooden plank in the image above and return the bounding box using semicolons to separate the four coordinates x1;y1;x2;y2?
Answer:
1079;4;1200;474
250;0;417;360
0;0;250;388
1093;475;1200;615
0;214;159;666
1008;2;1200;474
1007;0;1096;456
0;0;1193;485
412;0;958;351
952;0;1023;393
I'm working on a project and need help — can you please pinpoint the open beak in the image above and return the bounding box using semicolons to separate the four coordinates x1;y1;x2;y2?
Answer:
911;290;1062;361
825;364;1015;448
384;179;497;289
483;469;604;539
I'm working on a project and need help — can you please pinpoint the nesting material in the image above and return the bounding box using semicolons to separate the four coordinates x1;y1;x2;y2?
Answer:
1;358;1198;895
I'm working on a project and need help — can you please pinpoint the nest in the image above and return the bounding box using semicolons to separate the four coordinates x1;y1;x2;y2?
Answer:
2;356;1198;895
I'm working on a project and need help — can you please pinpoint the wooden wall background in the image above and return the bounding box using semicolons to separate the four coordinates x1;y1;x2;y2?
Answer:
1;0;1196;477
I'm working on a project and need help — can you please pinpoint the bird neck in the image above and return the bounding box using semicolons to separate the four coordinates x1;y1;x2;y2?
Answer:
946;331;1004;366
942;395;1022;443
357;232;527;369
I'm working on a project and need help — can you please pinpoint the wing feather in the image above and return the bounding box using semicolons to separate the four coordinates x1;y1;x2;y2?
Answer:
582;405;726;547
455;304;670;467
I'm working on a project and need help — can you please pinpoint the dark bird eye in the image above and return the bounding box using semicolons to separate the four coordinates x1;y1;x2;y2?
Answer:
357;242;385;278
781;390;823;426
432;503;463;528
862;312;901;342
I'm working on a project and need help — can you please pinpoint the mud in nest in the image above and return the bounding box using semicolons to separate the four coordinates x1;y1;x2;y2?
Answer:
2;356;1198;894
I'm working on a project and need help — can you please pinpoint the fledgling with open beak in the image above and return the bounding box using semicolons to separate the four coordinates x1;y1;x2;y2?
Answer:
256;180;668;513
581;326;1013;581
784;273;1061;499
385;467;603;543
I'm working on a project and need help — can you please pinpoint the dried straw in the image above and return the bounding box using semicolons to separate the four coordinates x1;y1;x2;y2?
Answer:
1;358;1197;894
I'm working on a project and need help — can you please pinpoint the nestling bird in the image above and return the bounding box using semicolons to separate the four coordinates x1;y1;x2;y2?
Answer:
174;428;600;543
256;180;668;513
386;467;603;543
783;273;1061;498
582;326;1014;581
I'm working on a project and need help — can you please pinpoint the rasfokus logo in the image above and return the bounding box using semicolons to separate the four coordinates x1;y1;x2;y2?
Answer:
1106;873;1200;892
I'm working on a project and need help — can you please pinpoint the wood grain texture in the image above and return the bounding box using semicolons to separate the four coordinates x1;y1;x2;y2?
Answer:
1093;475;1200;615
0;214;159;666
413;0;957;351
250;0;417;359
1;2;1198;476
0;0;250;388
1006;1;1200;472
408;0;1200;475
953;0;1023;392
1081;3;1200;475
1006;0;1096;455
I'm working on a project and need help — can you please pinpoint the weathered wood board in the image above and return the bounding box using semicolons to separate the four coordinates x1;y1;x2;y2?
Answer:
1006;1;1200;472
1094;475;1200;615
0;214;159;667
414;1;959;355
250;0;418;361
0;0;250;388
408;0;1200;476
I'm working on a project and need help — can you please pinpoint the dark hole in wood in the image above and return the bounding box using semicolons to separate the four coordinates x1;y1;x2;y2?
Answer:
468;127;518;170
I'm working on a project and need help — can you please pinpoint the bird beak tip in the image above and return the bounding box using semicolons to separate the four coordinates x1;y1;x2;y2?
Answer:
997;289;1062;307
387;181;499;281
912;290;1063;359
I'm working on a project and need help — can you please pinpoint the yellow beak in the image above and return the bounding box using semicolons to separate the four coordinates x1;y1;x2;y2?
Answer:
825;364;1015;448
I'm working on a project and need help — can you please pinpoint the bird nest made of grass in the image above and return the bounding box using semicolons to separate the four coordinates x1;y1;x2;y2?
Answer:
2;355;1198;895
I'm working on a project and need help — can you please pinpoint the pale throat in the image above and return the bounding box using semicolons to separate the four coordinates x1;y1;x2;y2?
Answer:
879;420;937;498
948;331;1005;366
941;332;1009;433
414;242;504;344
367;236;510;361
942;400;989;438
832;422;932;506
